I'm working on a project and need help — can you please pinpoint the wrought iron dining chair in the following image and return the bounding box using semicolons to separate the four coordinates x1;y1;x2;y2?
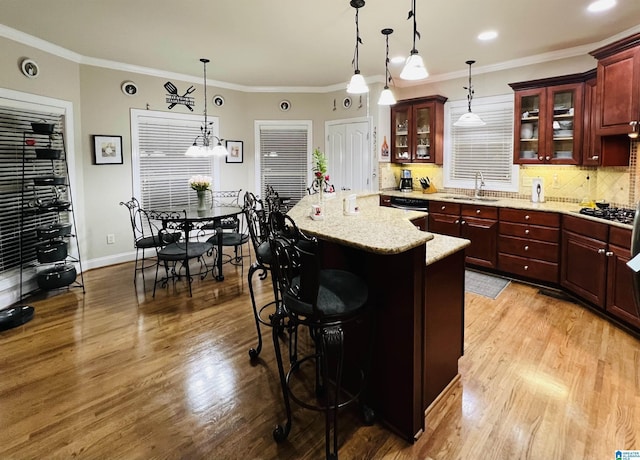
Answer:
119;197;180;283
268;211;374;460
205;190;250;278
147;209;214;297
244;191;280;359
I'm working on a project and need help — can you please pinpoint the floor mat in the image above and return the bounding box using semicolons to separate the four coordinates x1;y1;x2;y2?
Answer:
465;270;510;299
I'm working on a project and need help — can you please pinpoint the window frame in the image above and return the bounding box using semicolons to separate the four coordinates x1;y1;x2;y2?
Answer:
443;93;518;193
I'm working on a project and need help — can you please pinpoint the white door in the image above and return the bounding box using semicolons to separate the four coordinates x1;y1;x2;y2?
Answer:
326;119;372;192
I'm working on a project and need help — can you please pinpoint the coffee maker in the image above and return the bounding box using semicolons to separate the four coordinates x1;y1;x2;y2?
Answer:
399;169;413;192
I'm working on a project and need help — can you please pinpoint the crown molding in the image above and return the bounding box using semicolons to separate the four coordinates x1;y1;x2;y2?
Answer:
3;22;640;93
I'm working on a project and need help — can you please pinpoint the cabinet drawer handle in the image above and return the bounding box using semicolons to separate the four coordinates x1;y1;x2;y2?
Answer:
592;156;599;160
524;245;529;251
455;219;460;224
538;156;544;161
525;215;530;220
598;248;606;254
461;220;466;225
441;205;446;210
476;209;481;214
605;251;613;257
524;265;529;270
524;229;530;235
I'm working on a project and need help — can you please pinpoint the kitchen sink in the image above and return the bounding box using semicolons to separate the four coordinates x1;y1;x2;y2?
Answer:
443;195;499;202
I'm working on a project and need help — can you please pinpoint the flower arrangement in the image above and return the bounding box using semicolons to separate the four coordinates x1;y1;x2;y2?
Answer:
312;148;333;193
189;175;212;191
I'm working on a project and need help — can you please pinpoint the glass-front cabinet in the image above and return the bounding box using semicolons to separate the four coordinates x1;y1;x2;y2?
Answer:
391;95;446;164
511;79;584;165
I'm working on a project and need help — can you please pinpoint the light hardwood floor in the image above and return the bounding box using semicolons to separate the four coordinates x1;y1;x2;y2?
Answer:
1;255;639;459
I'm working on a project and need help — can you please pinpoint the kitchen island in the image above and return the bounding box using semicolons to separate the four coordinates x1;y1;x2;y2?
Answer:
287;192;470;441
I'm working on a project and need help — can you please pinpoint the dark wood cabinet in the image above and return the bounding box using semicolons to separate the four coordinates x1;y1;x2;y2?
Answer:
561;215;609;308
428;201;497;268
589;33;640;136
605;227;639;328
391;96;446;164
498;208;560;283
510;76;585;165
460;205;498;268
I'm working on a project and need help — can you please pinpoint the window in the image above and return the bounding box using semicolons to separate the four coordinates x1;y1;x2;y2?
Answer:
0;89;75;304
131;109;221;209
255;121;311;203
443;94;518;192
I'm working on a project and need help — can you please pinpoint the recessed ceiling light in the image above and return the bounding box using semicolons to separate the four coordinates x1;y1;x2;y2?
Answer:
587;0;616;13
390;56;405;65
478;30;498;41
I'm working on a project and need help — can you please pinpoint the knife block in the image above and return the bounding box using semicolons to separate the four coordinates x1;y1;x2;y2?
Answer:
422;185;438;194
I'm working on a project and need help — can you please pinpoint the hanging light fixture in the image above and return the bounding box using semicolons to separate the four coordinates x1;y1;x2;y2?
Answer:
378;28;396;106
400;0;428;81
346;0;369;94
454;60;486;127
185;58;228;157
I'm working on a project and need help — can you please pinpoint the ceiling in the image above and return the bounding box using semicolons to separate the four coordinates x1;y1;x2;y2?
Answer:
1;0;640;91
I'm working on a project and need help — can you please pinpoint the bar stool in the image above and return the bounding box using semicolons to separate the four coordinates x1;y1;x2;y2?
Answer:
268;212;373;460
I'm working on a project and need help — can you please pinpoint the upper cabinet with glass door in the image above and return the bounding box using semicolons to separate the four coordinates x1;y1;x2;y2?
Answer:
510;76;584;165
391;95;446;164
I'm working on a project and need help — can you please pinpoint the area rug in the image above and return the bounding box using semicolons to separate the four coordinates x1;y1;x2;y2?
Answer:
465;270;510;299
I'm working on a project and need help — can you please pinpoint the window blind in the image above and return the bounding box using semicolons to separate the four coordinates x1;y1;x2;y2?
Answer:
259;124;309;203
0;106;63;275
445;94;517;191
134;112;218;210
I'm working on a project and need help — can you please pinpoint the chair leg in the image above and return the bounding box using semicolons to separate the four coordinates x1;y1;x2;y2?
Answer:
184;258;193;297
247;263;263;360
320;325;344;460
271;307;292;443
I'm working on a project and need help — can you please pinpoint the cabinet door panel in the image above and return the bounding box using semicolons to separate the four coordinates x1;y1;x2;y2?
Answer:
461;217;497;268
561;230;607;308
428;213;460;237
606;244;640;328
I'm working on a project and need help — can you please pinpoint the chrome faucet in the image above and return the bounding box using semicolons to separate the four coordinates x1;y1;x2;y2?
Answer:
474;171;485;198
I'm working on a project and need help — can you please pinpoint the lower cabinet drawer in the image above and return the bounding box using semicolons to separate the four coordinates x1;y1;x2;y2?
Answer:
498;253;559;284
498;235;559;262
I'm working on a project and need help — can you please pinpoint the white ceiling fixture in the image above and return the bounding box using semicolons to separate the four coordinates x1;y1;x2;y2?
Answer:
378;28;396;106
587;0;617;13
185;58;228;157
346;0;369;95
478;30;498;41
453;60;486;128
400;0;429;81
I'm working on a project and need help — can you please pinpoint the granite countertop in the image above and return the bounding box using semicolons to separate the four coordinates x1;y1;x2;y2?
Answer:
381;190;634;230
287;191;470;266
288;192;434;255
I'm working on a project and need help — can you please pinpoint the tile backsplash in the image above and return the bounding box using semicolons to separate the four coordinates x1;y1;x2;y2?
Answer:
380;140;639;207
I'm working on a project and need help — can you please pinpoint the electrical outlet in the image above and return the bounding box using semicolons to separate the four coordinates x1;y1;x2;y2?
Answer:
552;174;560;189
107;234;115;244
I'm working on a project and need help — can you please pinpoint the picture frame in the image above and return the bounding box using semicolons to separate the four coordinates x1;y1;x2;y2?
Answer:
225;140;243;164
93;135;123;165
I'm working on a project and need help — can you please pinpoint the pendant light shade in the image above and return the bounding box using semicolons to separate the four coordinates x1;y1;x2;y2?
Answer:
400;0;429;81
454;60;486;127
378;28;396;106
185;58;227;156
346;0;369;94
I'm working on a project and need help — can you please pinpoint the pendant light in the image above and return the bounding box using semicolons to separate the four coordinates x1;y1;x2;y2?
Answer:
346;0;369;94
378;28;396;106
185;58;228;157
400;0;428;81
454;60;486;127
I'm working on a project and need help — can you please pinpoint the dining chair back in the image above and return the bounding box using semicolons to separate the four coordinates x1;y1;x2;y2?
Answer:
119;197;180;283
146;209;214;297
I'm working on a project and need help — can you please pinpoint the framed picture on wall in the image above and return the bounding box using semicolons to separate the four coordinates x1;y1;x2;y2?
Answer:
93;135;123;165
225;140;243;163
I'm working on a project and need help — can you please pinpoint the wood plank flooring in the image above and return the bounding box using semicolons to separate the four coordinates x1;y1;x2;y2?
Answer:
1;255;639;459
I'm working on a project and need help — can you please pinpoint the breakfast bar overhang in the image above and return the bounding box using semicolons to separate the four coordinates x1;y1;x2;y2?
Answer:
287;192;470;441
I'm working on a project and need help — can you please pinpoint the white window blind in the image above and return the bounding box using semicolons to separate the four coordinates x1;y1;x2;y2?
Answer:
444;94;518;192
132;110;219;210
258;123;310;203
0;106;64;275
